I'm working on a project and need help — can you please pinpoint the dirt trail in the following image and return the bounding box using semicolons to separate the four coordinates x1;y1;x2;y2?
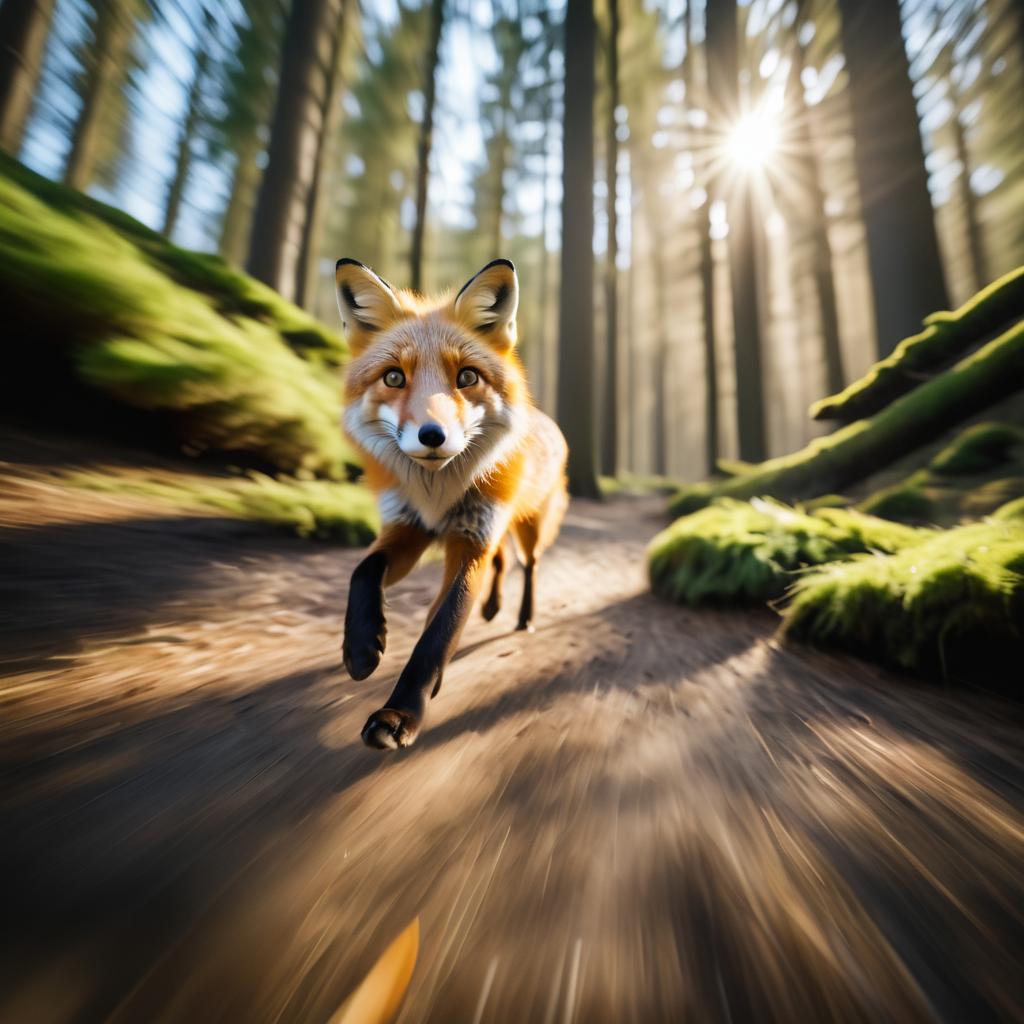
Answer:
1;465;1023;1023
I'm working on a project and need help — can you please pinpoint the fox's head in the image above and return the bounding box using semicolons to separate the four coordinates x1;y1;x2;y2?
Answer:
336;258;527;479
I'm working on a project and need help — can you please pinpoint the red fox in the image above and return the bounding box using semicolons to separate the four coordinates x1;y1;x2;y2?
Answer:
336;258;568;750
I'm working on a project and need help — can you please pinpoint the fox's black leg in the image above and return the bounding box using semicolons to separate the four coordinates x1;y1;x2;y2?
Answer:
482;545;505;621
343;550;388;680
516;557;535;632
362;536;488;750
343;524;432;681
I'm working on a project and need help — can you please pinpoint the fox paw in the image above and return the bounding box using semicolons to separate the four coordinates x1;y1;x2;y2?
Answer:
482;592;501;621
361;708;421;750
343;630;385;681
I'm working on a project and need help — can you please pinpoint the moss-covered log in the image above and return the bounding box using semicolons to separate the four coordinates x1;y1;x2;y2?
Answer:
670;318;1024;516
810;266;1024;422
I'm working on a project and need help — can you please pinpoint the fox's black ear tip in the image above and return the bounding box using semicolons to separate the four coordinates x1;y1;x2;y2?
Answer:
336;257;365;271
487;258;515;273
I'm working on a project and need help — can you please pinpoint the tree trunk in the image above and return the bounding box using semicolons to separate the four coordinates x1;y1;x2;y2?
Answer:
295;0;348;310
673;318;1024;512
811;265;1024;421
63;0;132;191
698;202;718;472
161;10;213;239
219;133;262;266
706;0;767;463
408;0;444;292
535;81;554;412
941;30;988;294
641;153;670;477
556;0;600;498
0;0;54;155
784;15;844;397
600;0;621;477
246;0;343;300
685;0;719;475
836;0;950;356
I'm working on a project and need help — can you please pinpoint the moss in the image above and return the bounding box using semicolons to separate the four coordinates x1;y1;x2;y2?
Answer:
857;423;1024;525
782;519;1024;688
600;473;682;497
811;266;1024;422
859;479;938;524
995;496;1024;521
648;498;924;605
69;469;378;543
666;316;1024;515
929;422;1024;475
0;158;356;476
0;154;345;365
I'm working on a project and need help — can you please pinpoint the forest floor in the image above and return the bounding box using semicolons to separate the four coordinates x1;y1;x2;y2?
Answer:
1;428;1023;1023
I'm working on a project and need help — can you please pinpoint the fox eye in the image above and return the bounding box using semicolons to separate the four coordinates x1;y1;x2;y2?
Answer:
456;368;479;388
383;368;405;388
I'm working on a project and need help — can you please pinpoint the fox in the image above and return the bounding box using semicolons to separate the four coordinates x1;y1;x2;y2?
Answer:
335;257;568;751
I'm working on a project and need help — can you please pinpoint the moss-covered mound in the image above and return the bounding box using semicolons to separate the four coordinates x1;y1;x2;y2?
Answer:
782;515;1024;688
929;422;1024;475
858;422;1024;525
0;157;356;476
810;267;1024;422
648;498;924;605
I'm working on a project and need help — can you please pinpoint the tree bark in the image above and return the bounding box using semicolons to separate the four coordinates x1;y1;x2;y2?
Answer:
600;0;621;477
63;0;132;191
783;13;844;397
246;0;343;300
218;133;261;266
685;0;719;475
836;0;950;356
295;0;347;310
706;0;767;463
408;0;444;292
557;0;600;498
0;0;54;155
161;9;213;239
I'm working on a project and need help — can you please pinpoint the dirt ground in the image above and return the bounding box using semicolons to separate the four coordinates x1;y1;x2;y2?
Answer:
1;433;1023;1023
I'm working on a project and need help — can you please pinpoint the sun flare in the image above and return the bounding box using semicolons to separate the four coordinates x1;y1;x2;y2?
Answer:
727;109;781;171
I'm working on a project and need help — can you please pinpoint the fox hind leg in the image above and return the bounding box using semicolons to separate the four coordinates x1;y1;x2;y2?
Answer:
482;541;506;621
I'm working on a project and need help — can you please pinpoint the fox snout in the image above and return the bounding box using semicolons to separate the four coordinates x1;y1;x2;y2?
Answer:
395;392;469;468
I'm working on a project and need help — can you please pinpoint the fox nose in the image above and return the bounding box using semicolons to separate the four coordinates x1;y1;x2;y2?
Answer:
418;423;446;449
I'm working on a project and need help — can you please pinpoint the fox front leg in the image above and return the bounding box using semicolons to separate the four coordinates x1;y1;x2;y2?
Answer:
361;535;491;750
343;524;432;681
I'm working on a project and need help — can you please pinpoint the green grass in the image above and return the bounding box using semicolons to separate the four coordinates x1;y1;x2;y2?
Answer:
647;498;924;605
69;468;378;543
782;515;1024;687
600;473;682;497
810;266;1024;422
0;157;356;476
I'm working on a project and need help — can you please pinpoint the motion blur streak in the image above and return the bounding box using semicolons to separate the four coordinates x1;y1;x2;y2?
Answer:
1;460;1022;1021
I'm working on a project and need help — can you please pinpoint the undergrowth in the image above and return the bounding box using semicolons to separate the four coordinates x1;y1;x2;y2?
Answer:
782;515;1024;688
70;469;378;543
647;498;924;605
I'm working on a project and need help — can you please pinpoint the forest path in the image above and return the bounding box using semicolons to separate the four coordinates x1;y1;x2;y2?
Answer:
1;474;1023;1023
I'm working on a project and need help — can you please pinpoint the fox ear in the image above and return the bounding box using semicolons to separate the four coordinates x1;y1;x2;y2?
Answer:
335;259;403;353
453;259;519;351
